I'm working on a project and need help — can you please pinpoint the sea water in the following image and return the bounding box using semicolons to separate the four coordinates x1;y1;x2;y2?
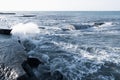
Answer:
0;11;120;80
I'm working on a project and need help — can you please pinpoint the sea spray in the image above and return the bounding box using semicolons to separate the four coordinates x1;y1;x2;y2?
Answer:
11;22;40;39
1;11;120;80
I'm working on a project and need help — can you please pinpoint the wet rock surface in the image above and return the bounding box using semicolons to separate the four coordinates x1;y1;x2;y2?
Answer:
72;24;93;30
0;63;13;80
0;39;27;80
94;22;104;26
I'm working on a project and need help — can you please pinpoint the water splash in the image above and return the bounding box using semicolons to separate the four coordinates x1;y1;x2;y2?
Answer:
11;22;40;39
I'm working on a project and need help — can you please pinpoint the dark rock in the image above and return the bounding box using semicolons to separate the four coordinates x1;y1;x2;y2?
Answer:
0;29;12;35
21;61;36;77
62;29;70;31
17;57;43;80
20;15;36;17
17;60;38;80
26;57;44;68
39;27;45;29
18;40;21;44
0;12;16;15
94;22;104;26
17;74;29;80
73;24;93;30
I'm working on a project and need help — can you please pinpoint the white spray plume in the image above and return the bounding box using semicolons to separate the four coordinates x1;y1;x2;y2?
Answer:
11;22;40;34
11;22;40;39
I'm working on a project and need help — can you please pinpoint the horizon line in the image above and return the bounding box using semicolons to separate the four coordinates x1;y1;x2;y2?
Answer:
0;10;120;12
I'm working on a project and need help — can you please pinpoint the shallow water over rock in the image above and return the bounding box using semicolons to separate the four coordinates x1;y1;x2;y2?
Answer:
0;39;27;80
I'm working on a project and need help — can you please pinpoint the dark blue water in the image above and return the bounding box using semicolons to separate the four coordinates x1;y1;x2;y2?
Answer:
0;11;120;80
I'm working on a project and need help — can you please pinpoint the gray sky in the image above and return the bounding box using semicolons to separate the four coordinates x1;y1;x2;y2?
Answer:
0;0;120;11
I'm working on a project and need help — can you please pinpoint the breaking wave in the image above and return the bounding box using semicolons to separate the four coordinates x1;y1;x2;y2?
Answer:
0;11;120;80
21;38;120;80
11;22;40;39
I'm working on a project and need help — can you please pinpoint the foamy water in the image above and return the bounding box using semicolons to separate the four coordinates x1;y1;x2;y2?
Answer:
0;11;120;80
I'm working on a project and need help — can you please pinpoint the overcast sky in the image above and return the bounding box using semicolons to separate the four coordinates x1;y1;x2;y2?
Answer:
0;0;120;11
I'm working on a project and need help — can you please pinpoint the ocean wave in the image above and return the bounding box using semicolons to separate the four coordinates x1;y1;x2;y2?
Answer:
0;12;120;80
8;20;120;80
96;22;113;27
18;34;120;80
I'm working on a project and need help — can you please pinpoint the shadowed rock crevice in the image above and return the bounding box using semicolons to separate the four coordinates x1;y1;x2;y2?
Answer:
17;57;43;80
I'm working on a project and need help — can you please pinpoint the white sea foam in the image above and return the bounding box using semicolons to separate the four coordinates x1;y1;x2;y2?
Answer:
100;22;113;27
91;22;114;32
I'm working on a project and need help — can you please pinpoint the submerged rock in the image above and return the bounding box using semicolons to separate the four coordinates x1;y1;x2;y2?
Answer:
17;57;44;80
72;24;93;30
52;70;67;80
94;22;104;26
25;57;44;68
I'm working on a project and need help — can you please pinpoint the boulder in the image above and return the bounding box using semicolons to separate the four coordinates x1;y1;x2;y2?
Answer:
25;57;44;68
17;57;43;80
94;22;104;26
73;24;93;30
